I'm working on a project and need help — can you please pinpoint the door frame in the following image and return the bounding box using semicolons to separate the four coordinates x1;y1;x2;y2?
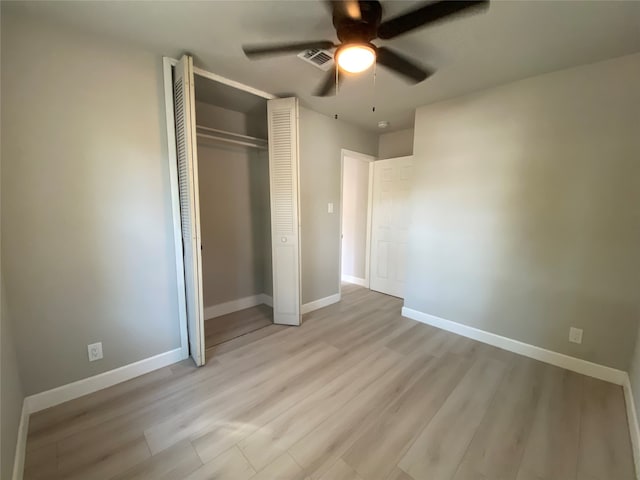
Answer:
339;149;376;292
162;56;276;360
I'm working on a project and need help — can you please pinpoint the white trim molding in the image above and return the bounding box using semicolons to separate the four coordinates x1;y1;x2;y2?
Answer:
341;275;367;287
25;348;184;414
623;374;640;479
12;400;29;480
204;294;273;320
302;293;341;315
401;307;627;385
261;294;274;308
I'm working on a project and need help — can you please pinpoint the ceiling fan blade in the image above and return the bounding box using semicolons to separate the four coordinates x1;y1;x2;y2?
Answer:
377;0;489;40
243;41;336;58
376;47;433;83
314;68;344;96
327;0;362;20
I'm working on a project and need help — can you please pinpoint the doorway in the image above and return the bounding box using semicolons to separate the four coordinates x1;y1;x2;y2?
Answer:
340;149;375;290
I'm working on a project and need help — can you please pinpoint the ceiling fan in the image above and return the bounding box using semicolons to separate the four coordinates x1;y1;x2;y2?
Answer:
242;0;489;96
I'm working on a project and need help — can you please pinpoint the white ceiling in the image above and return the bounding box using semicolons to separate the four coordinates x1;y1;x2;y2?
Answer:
5;0;640;132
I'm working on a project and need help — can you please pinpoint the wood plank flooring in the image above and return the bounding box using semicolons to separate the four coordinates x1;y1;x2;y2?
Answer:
204;303;273;353
24;284;635;480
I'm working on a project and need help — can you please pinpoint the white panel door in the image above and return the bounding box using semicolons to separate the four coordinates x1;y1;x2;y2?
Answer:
267;98;301;325
370;156;413;298
173;55;205;365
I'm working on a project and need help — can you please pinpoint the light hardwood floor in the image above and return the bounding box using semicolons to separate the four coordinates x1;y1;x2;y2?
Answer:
24;284;635;480
204;304;273;354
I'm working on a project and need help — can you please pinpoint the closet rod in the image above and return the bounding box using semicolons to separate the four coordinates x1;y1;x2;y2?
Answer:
196;125;267;144
196;132;267;150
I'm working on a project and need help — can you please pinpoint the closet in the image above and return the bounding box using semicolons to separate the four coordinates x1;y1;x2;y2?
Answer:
195;73;273;353
168;55;301;366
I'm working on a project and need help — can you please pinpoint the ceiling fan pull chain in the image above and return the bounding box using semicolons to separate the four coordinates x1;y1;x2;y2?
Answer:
372;61;377;113
336;64;340;95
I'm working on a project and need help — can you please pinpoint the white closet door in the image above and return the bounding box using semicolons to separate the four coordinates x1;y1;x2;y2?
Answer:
267;97;301;326
370;156;413;298
174;55;205;365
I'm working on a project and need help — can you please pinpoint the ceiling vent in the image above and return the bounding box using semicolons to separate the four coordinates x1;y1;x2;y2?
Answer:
297;48;334;71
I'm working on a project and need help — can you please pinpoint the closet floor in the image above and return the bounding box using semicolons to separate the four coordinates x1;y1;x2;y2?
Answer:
23;284;634;480
204;303;273;354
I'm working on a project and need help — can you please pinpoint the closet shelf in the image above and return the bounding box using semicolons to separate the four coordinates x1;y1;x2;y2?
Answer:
196;125;267;150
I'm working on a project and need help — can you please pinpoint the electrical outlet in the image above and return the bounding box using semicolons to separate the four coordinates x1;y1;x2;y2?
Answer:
569;327;583;344
88;342;103;361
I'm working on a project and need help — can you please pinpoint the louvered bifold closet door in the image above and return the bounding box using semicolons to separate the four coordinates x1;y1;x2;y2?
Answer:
268;98;302;325
174;55;205;365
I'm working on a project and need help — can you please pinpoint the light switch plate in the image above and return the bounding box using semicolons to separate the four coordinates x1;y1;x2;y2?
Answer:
328;202;334;214
569;327;583;344
88;342;103;361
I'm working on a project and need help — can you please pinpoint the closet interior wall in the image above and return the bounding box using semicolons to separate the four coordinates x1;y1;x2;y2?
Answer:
194;76;272;316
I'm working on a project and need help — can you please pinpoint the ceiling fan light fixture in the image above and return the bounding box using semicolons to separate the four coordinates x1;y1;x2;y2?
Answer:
335;44;376;73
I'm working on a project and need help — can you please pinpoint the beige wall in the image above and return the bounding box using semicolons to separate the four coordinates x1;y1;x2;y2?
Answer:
299;108;378;304
1;13;182;394
378;128;414;159
195;101;247;135
196;102;271;307
405;53;640;370
1;16;26;477
341;155;370;280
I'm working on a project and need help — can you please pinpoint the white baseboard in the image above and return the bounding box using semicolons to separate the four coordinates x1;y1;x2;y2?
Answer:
260;294;273;308
302;293;341;314
25;347;184;414
341;275;367;287
401;307;627;385
12;400;29;480
204;294;273;320
623;374;640;480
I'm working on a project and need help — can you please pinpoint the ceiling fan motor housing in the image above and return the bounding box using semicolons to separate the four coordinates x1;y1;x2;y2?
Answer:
333;1;382;44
